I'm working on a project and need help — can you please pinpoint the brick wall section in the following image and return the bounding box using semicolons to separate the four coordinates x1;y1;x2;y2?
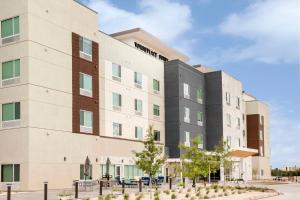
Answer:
72;33;99;136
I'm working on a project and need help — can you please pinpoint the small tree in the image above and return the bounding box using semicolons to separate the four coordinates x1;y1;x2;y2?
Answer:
179;136;210;187
213;139;233;183
132;125;167;188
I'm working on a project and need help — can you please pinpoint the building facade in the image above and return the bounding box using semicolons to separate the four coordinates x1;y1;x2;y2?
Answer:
244;93;271;180
164;60;206;158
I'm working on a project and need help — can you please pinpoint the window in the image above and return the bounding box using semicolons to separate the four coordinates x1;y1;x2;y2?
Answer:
197;112;203;126
2;102;20;121
1;164;20;182
113;123;122;136
226;113;231;127
237;117;241;129
225;92;231;105
80;110;93;133
153;79;160;92
80;164;92;180
112;63;121;79
238;138;241;147
198;135;204;149
80;73;92;97
260;146;264;156
183;83;190;99
135;127;143;140
153;104;160;117
134;72;142;86
185;132;190;147
134;99;142;113
197;89;203;103
124;165;144;180
260;115;264;125
1;16;19;38
154;130;160;141
2;59;20;81
261;169;264;176
100;164;116;179
184;107;190;123
112;93;122;108
236;97;240;109
226;136;231;148
259;130;263;140
79;36;92;56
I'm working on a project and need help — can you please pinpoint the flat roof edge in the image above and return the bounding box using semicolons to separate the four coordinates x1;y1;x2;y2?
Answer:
73;0;98;14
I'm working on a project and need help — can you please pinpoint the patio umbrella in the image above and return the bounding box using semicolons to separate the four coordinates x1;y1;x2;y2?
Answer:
105;157;111;177
84;156;91;179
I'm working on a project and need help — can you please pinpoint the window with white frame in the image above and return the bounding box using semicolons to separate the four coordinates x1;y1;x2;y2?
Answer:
185;132;190;147
135;126;143;140
225;92;231;105
79;36;92;60
134;99;142;114
226;113;231;127
197;89;203;103
183;83;190;99
112;93;122;109
184;107;190;123
134;72;142;86
80;110;93;133
1;16;19;39
198;134;204;149
80;73;92;97
153;104;160;117
197;111;203;126
113;123;122;136
1;164;20;182
153;79;160;92
2;59;20;83
112;63;121;80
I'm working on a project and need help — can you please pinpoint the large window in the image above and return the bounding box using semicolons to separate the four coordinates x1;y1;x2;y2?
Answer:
1;16;19;38
154;130;160;142
2;102;20;121
1;164;20;182
80;73;92;97
113;122;122;136
112;63;121;79
2;59;20;81
135;127;143;140
134;99;142;113
112;93;122;108
80;164;92;180
134;72;142;86
183;83;190;99
197;89;203;103
80;110;93;132
79;36;92;56
153;79;160;92
124;165;144;180
153;104;160;117
100;164;115;179
197;111;203;126
184;107;190;123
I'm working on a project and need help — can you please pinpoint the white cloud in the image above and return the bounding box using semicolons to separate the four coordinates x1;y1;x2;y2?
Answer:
269;101;300;168
205;0;300;65
86;0;192;43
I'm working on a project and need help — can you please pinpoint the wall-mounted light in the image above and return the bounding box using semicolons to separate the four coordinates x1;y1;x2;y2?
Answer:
64;157;67;162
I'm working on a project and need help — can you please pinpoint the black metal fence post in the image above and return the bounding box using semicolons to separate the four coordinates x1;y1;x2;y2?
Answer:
44;182;48;200
99;181;103;196
139;179;142;192
183;177;185;188
169;177;172;190
122;180;125;194
74;180;79;199
7;184;11;200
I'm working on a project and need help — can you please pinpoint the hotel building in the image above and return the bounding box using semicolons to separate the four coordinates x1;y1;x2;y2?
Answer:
0;0;271;191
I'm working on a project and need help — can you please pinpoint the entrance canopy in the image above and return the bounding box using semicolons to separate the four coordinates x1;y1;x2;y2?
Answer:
228;147;258;157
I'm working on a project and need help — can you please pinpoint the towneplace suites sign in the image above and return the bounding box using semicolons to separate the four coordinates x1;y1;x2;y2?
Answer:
134;42;169;62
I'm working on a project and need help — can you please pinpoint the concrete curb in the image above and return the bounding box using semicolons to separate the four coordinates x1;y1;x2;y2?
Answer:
242;192;283;200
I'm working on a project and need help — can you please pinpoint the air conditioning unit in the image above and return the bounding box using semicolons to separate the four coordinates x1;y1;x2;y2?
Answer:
80;88;92;97
135;83;142;89
80;126;93;134
2;120;21;128
1;35;20;45
2;78;20;87
112;76;121;82
79;51;92;62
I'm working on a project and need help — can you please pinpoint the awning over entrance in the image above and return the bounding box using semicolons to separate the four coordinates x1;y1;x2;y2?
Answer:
228;147;258;157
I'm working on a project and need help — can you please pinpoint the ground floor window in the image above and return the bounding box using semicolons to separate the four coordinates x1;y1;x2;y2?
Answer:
100;164;115;179
80;164;92;180
124;165;144;179
1;164;20;182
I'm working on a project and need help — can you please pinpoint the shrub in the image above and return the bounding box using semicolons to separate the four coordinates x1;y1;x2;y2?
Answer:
171;189;175;193
224;192;228;196
98;196;104;200
105;194;111;200
223;188;226;192
82;198;90;200
196;192;201;197
163;190;170;195
123;193;129;200
185;193;189;198
218;194;223;197
212;184;218;190
214;188;218;193
238;191;242;194
154;195;160;200
171;194;177;199
206;190;210;194
58;191;73;197
135;195;142;200
204;195;209;199
187;188;191;192
154;191;159;196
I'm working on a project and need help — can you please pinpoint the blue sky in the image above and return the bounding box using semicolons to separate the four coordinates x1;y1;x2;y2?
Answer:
80;0;300;168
